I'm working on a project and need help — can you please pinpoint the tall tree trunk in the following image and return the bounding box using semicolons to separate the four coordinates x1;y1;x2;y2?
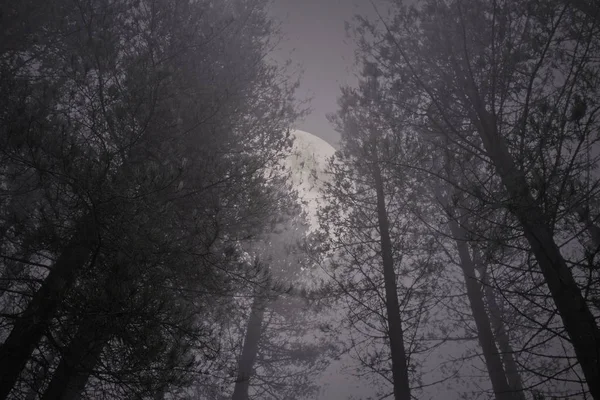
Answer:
445;216;516;400
231;292;267;400
473;108;600;399
41;319;110;400
0;218;98;400
372;163;412;400
472;249;526;400
484;281;526;399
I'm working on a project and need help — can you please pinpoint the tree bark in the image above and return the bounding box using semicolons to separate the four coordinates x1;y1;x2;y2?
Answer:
372;163;412;400
0;217;97;400
473;109;600;399
446;216;516;400
41;319;110;400
472;249;526;400
231;292;267;400
484;281;526;399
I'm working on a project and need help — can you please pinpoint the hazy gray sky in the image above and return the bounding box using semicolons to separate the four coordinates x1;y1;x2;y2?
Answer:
268;0;377;147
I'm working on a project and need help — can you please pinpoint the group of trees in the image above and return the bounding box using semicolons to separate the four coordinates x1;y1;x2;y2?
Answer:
319;0;600;399
3;0;600;399
0;0;331;399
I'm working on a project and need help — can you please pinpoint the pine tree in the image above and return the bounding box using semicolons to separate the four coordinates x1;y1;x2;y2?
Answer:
347;0;600;396
0;0;303;397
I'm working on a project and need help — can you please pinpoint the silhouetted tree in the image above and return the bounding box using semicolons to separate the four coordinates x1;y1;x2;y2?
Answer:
0;0;303;398
339;0;600;397
322;70;445;400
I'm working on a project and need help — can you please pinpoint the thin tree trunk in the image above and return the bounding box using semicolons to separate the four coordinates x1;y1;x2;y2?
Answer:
472;250;526;400
474;109;600;399
372;163;411;400
231;292;267;400
0;218;98;400
41;319;110;400
485;282;526;398
446;216;516;400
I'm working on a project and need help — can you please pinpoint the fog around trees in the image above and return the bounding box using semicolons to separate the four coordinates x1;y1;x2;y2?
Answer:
0;0;599;399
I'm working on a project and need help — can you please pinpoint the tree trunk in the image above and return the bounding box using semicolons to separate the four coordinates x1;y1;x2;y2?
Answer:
231;292;267;400
372;163;412;400
0;217;97;400
484;281;526;399
474;109;600;399
472;249;526;400
41;319;110;400
446;217;516;400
